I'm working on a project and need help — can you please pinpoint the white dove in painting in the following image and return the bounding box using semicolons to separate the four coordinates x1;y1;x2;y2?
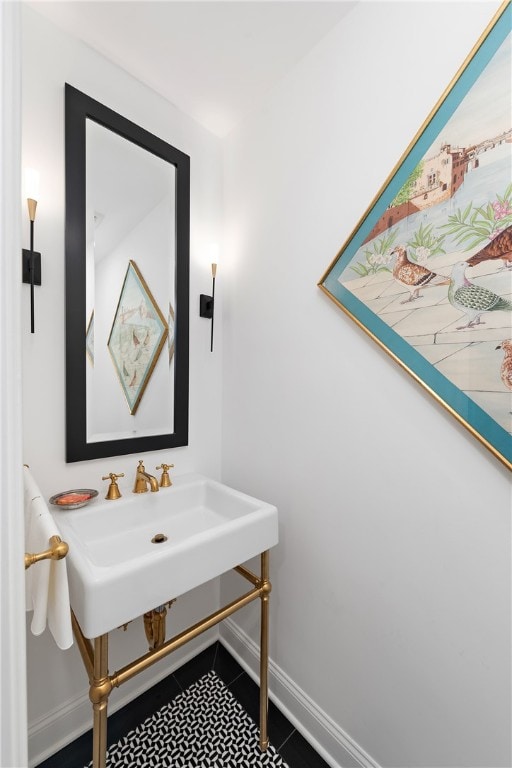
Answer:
448;261;512;330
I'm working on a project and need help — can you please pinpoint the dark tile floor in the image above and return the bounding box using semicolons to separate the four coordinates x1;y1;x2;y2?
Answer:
36;641;329;768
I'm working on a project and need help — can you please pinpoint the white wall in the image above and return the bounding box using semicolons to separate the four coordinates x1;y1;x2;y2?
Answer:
0;4;27;766
21;6;223;764
221;3;511;767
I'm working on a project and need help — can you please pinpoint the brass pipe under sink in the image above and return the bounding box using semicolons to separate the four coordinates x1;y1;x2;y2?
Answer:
143;605;168;651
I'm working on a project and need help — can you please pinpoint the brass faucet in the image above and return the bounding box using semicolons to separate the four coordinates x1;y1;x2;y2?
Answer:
133;460;159;493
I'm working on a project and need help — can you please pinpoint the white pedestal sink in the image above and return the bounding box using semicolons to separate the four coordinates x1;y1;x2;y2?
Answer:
51;473;278;639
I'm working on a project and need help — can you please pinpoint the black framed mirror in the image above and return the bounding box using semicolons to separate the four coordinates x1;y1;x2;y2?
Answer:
65;84;190;462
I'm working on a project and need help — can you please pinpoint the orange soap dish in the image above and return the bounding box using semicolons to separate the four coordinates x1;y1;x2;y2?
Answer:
49;489;98;510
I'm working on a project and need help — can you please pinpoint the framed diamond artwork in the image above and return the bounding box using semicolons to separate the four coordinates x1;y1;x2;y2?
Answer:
108;261;168;415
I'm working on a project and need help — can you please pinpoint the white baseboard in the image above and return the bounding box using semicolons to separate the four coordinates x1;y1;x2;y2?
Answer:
28;629;218;767
220;619;381;768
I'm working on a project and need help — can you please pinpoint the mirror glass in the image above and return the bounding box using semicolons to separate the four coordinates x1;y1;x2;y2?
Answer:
65;85;190;462
86;121;175;442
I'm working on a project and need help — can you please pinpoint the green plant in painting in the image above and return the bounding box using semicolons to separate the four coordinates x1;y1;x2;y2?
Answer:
350;228;398;277
441;184;512;249
390;161;424;207
406;222;446;263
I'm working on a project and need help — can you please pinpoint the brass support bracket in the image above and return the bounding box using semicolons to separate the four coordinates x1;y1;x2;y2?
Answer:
234;564;262;587
72;610;94;682
111;583;264;690
71;554;272;768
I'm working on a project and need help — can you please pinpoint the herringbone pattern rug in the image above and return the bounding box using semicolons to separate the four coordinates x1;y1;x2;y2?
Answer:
86;671;289;767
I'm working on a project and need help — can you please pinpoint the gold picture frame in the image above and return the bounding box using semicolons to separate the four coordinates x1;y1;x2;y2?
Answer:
319;3;511;471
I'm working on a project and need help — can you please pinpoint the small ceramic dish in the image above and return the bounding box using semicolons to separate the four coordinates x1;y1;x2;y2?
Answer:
49;489;98;510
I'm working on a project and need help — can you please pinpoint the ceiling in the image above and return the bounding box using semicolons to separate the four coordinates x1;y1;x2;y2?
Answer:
28;1;356;137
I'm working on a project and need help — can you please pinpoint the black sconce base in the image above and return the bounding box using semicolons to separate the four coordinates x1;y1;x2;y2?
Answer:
199;293;213;319
22;249;42;285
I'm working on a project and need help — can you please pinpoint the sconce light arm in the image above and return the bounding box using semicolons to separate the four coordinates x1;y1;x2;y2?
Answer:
199;263;217;352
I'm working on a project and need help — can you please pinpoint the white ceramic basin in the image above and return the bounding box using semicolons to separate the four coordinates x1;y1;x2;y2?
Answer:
51;473;278;638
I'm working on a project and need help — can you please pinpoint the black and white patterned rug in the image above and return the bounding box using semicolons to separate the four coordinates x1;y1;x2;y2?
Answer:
86;671;289;767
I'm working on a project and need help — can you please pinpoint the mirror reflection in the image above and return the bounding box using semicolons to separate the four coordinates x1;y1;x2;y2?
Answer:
86;120;176;442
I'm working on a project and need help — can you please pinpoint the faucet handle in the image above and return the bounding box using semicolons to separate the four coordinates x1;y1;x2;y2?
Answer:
156;463;174;488
102;472;124;500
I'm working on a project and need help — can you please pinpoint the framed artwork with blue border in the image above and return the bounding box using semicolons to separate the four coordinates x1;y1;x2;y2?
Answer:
319;2;511;471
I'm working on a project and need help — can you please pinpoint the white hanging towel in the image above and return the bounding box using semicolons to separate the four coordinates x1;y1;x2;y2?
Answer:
24;465;73;650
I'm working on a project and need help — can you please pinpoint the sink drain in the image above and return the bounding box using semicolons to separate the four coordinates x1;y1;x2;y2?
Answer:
151;533;168;544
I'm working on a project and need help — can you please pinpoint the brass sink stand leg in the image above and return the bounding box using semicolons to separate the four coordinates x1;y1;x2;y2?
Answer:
90;634;111;768
259;550;270;751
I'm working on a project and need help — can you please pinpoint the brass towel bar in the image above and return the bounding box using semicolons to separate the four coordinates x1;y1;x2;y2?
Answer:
25;535;69;570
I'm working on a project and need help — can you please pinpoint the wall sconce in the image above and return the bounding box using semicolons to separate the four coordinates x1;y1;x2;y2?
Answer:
22;168;41;334
199;252;218;352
